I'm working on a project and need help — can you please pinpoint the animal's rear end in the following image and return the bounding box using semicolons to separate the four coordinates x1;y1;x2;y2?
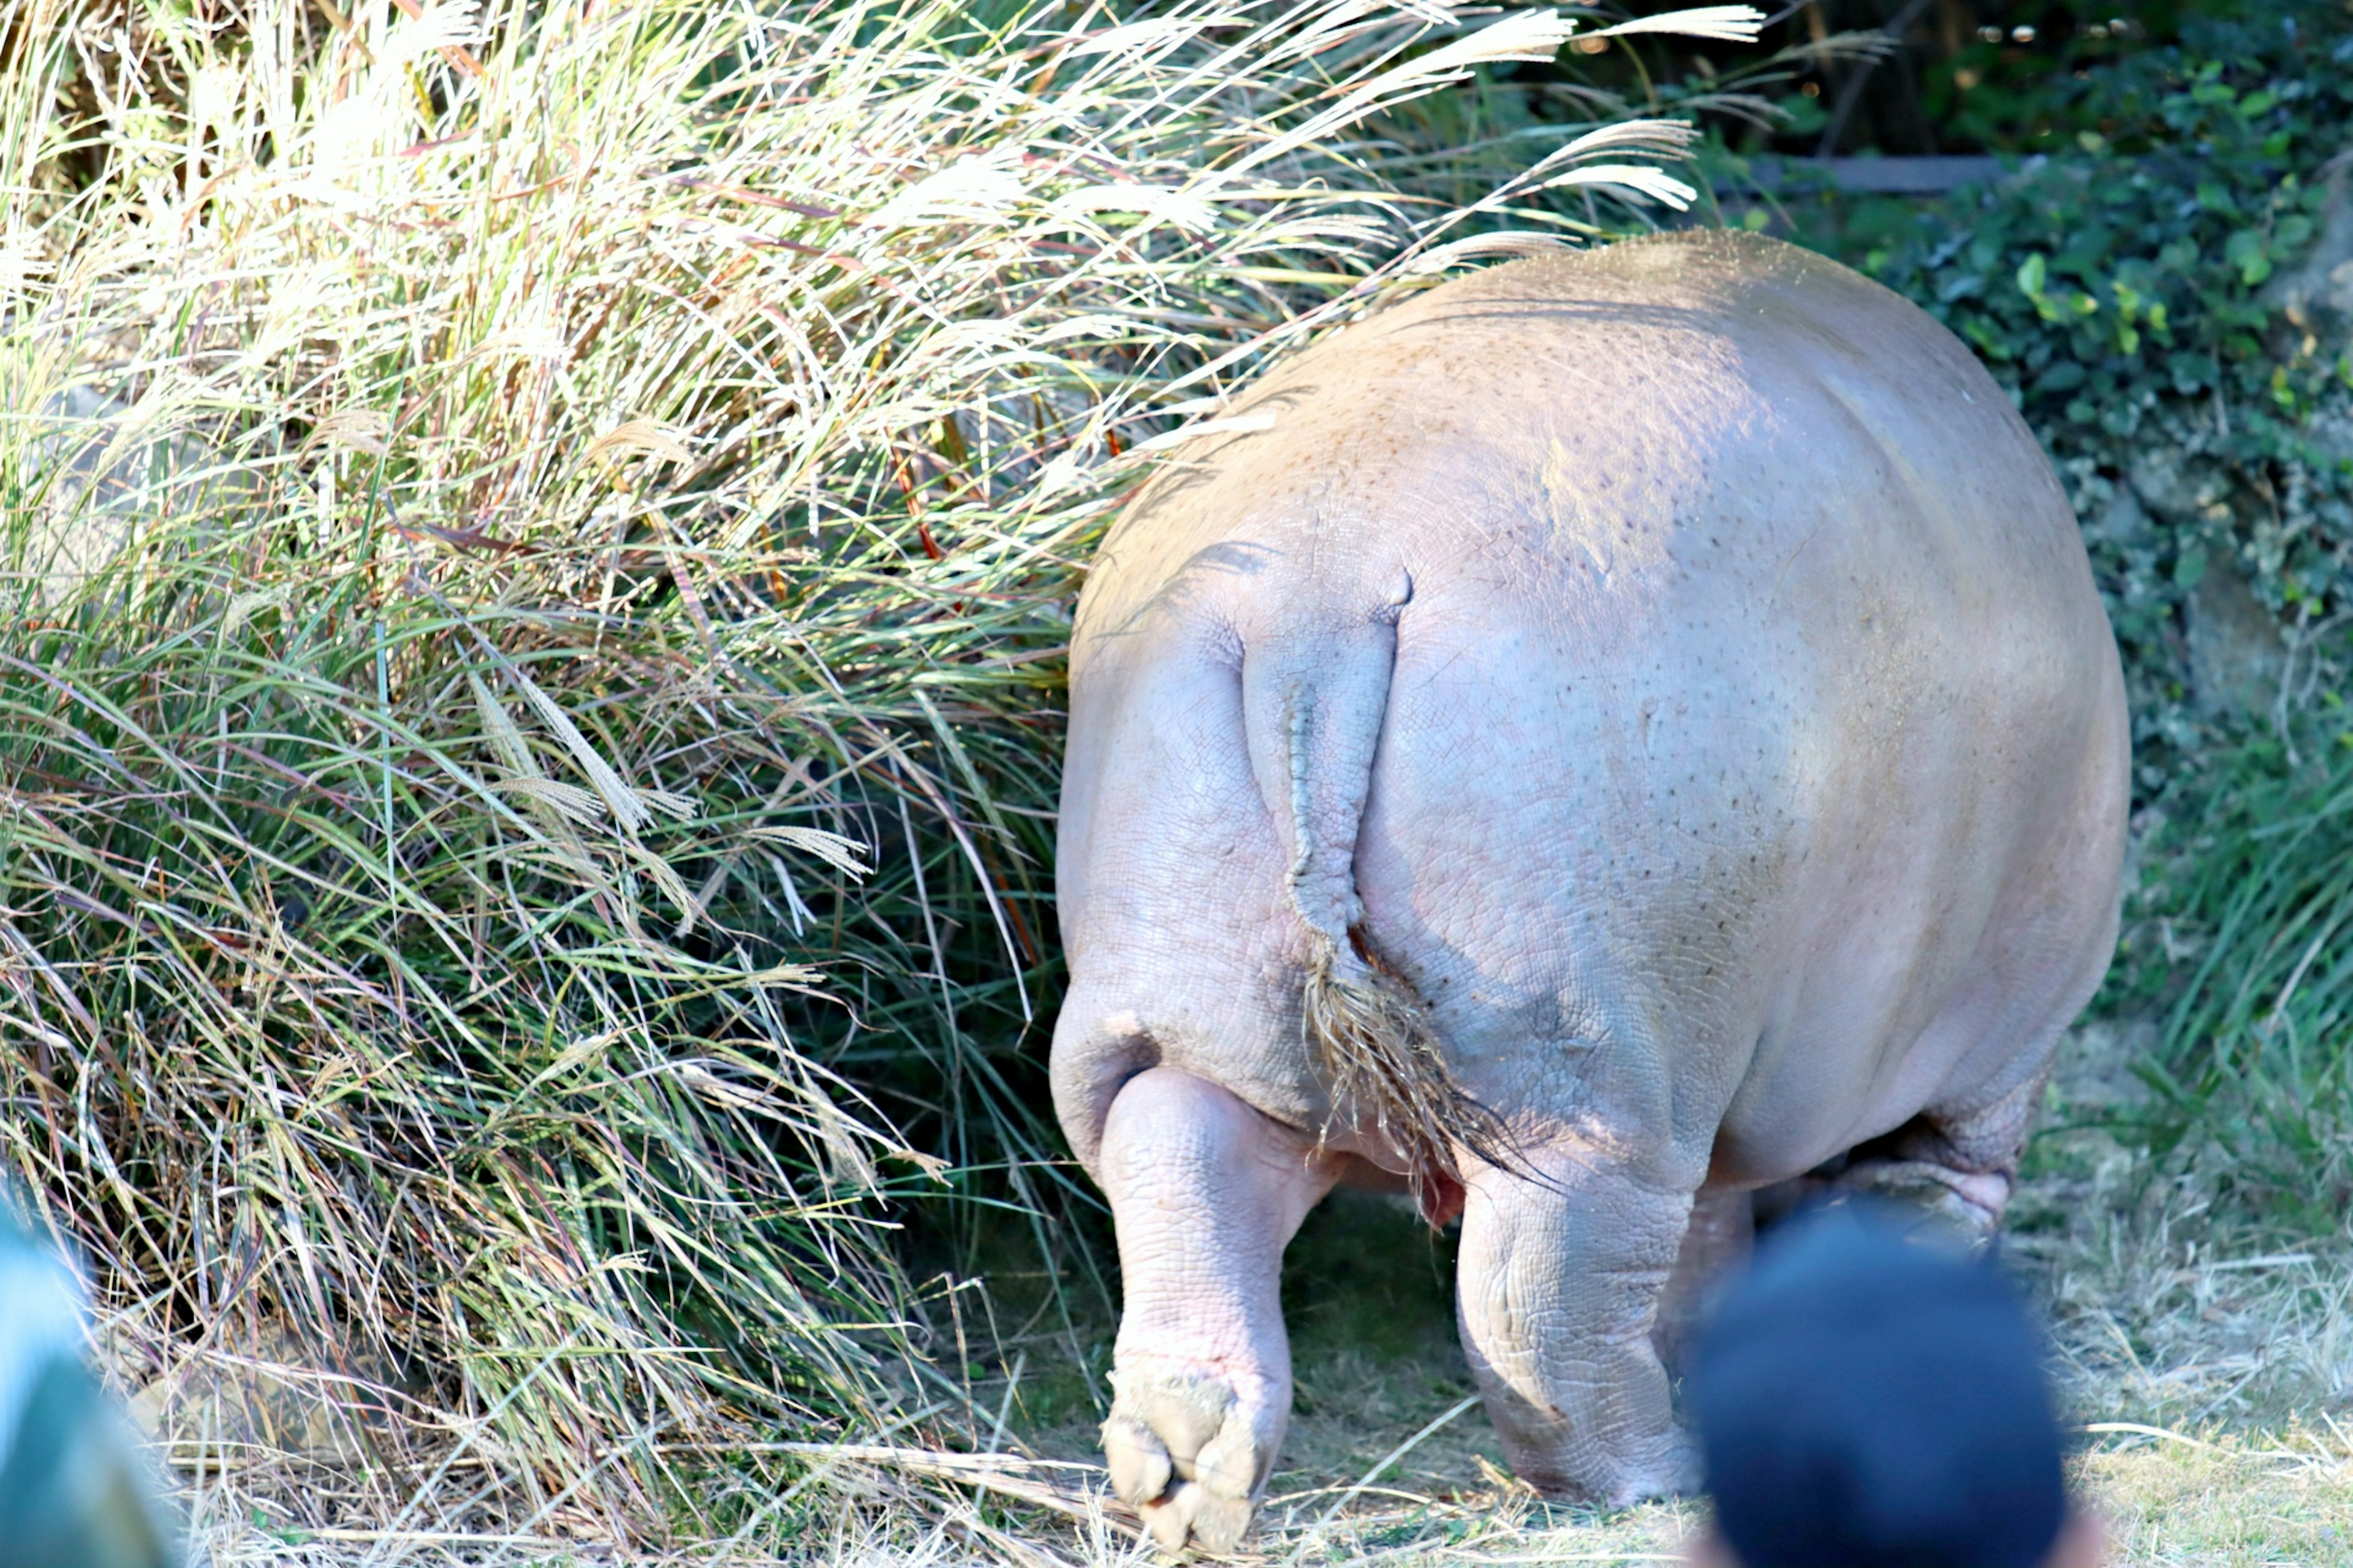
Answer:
1048;464;1468;1551
1050;230;2128;1549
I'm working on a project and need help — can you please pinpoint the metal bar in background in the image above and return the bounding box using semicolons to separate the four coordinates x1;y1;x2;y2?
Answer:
1743;153;2029;195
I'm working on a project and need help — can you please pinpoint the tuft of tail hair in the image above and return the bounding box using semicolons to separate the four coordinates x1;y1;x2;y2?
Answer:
1302;931;1515;1218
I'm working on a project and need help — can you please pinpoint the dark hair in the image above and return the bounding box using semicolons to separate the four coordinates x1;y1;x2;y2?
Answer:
1689;1207;2069;1568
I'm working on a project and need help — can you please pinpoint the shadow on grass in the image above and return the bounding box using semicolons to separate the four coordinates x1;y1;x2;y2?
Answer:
915;1187;1504;1496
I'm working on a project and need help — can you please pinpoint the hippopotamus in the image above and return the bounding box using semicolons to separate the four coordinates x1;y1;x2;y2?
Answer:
1048;230;2128;1551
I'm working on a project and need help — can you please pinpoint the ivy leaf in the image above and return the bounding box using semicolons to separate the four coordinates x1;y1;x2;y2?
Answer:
2224;229;2273;287
2040;360;2088;393
1839;9;2353;824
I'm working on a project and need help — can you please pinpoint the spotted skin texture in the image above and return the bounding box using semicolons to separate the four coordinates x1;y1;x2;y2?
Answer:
1053;232;2129;1548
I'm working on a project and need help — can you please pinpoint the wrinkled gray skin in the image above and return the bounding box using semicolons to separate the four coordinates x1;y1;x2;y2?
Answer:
1050;232;2129;1551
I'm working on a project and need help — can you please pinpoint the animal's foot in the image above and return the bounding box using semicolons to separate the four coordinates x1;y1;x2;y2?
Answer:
1103;1360;1279;1553
1509;1425;1701;1508
1832;1159;2010;1244
1650;1429;1705;1499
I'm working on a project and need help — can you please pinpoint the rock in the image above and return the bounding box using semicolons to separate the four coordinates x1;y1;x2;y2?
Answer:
2261;148;2353;344
127;1320;398;1466
2127;444;2228;528
2082;483;2156;551
2124;446;2284;721
2184;551;2285;721
11;380;247;607
2053;1017;2159;1113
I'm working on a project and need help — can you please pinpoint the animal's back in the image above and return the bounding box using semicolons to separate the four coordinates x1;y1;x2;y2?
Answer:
1055;230;2126;1194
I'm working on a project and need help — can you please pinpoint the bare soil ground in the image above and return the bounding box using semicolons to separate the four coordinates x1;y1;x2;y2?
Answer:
176;1024;2353;1566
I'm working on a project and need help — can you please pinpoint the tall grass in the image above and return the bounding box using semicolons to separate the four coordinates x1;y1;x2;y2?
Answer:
2131;736;2353;1234
0;0;1770;1534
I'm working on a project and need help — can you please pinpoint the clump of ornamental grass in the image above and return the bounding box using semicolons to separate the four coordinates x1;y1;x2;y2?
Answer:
2126;733;2353;1235
0;0;1771;1540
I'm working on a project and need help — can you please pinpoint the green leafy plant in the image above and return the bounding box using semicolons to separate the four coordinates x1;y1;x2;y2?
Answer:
1751;2;2353;1243
1814;4;2353;788
2113;728;2353;1230
1913;2;2202;156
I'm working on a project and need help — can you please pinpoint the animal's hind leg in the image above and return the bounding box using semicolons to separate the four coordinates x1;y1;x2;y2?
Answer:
1453;1148;1700;1503
1816;1063;2053;1242
1097;1067;1341;1552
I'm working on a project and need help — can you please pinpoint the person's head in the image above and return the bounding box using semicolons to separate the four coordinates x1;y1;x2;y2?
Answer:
1683;1206;2102;1568
0;1197;178;1568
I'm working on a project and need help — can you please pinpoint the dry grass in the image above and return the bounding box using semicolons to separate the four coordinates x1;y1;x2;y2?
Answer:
2022;1020;2353;1437
1;0;1787;1547
170;1426;2353;1567
686;1023;2349;1568
170;1139;2306;1564
2118;739;2353;1232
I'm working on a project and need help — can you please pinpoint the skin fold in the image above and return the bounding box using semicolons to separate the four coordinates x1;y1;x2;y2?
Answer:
1051;232;2129;1550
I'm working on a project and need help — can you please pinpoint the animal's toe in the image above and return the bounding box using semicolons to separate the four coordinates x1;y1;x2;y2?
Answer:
1649;1430;1704;1499
1180;1481;1255;1553
1512;1425;1701;1508
1102;1411;1172;1508
1832;1160;2010;1246
1139;1480;1254;1556
1600;1426;1703;1505
1140;1487;1191;1552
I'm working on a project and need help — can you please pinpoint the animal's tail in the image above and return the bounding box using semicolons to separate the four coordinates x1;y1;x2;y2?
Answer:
1301;937;1467;1213
1244;594;1499;1212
